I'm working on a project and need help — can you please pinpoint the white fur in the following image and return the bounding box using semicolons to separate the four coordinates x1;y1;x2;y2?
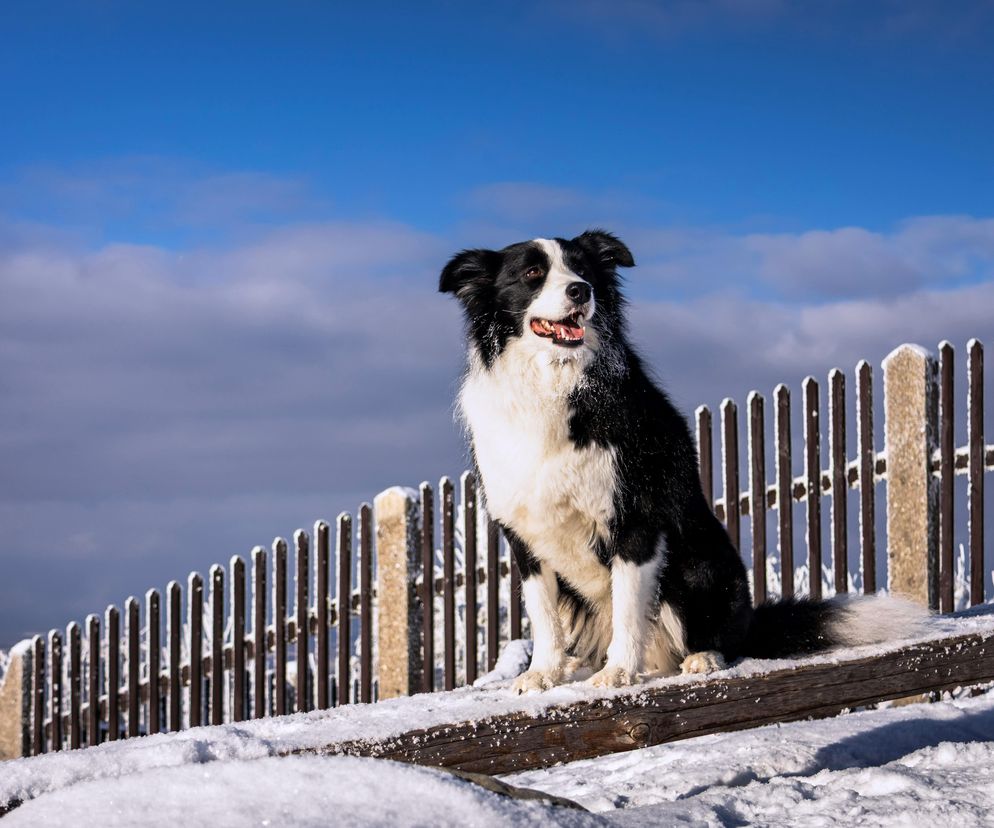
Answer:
831;594;927;646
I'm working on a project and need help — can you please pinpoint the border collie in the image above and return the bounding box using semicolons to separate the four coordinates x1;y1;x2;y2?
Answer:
440;230;920;693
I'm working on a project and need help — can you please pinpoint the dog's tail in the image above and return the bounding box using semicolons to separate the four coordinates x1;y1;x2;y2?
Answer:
741;594;927;660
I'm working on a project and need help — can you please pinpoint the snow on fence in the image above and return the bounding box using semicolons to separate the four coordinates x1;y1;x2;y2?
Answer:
1;339;992;761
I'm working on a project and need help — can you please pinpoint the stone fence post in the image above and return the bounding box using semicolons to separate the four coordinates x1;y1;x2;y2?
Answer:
884;344;940;609
374;486;423;699
0;639;34;759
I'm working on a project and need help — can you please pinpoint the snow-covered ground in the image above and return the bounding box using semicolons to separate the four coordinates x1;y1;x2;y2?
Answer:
4;607;994;826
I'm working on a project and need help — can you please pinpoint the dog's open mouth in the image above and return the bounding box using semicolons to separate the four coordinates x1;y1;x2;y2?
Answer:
530;312;585;347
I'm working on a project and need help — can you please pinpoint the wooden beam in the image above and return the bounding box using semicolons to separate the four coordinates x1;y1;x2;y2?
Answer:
292;630;994;775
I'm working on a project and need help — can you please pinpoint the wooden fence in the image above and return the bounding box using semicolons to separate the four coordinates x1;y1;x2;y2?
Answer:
1;339;992;760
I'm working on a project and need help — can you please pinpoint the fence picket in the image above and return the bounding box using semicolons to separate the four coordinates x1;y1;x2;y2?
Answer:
295;530;310;713
86;614;99;747
32;635;44;755
68;622;81;749
188;575;203;728
210;566;224;726
336;513;352;707
721;400;740;551
968;339;985;606
804;377;822;600
462;473;478;686
273;539;288;716
420;483;435;693
697;405;714;507
315;522;330;710
775;385;794;598
857;363;876;593
939;342;955;612
49;629;62;752
167;581;181;731
441;477;456;691
748;393;766;605
251;547;266;719
231;557;246;722
126;597;140;737
146;590;161;734
830;370;848;595
359;504;373;704
106;605;120;740
487;519;500;672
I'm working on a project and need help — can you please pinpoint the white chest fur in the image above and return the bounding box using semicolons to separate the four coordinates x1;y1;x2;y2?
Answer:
458;343;617;602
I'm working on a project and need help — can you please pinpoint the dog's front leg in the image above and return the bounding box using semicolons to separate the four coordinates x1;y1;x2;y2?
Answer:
589;553;660;688
512;565;566;693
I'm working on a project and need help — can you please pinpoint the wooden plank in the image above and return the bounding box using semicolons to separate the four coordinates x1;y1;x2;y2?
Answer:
296;629;994;776
126;597;140;737
510;532;522;642
86;615;99;747
315;522;330;710
462;473;478;686
804;377;822;600
32;636;44;755
337;513;353;707
167;581;181;731
188;574;203;728
210;566;224;726
273;539;288;717
968;339;985;606
106;606;120;741
721;399;740;550
696;405;714;508
486;519;500;672
939;342;955;612
441;477;456;691
774;385;794;599
829;369;848;595
231;556;246;722
295;530;310;713
251;546;266;718
146;589;161;735
67;622;81;750
748;392;766;605
48;630;62;752
856;362;876;594
359;503;373;704
420;483;435;694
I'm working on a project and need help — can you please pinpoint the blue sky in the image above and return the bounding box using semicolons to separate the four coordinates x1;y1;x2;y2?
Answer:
1;1;993;643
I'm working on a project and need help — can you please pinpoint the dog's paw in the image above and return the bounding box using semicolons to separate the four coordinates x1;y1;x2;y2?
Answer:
512;669;562;694
588;665;635;688
680;651;727;675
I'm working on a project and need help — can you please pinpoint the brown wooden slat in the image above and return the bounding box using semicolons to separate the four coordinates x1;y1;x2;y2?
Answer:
968;339;985;606
298;628;994;776
126;597;140;737
273;539;288;716
85;615;99;747
721;399;740;551
188;574;203;728
510;539;522;642
106;605;120;740
167;581;181;731
856;362;876;594
315;522;330;710
804;377;822;600
939;342;955;612
210;566;224;726
251;547;266;718
67;622;81;749
774;385;794;599
420;483;435;694
748;393;766;605
229;557;246;722
487;519;500;672
463;473;478;686
359;503;373;704
829;369;848;595
441;477;456;691
337;513;353;707
146;589;161;734
32;636;44;755
49;630;62;752
295;530;310;713
696;405;714;508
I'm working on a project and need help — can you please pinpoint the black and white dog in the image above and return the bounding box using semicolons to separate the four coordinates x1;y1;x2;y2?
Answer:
440;230;918;693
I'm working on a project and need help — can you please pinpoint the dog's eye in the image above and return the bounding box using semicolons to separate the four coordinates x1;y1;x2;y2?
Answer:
523;266;544;281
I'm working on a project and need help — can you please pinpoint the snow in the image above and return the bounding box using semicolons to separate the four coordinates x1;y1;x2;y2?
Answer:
4;607;994;825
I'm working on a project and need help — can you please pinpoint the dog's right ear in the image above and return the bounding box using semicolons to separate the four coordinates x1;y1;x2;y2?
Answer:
439;249;500;296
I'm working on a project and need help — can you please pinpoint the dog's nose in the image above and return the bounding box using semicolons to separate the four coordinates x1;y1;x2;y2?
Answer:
566;281;591;304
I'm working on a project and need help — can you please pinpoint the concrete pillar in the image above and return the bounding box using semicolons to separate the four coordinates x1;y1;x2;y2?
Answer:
0;639;33;759
374;486;423;699
884;344;940;608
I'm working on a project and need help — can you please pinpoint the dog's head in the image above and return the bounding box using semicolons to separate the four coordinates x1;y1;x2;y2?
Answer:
439;230;634;367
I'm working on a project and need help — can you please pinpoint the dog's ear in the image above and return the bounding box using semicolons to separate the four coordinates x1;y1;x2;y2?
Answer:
574;230;635;269
439;248;501;295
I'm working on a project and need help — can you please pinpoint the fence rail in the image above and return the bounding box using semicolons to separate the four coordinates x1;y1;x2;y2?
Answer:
1;338;992;760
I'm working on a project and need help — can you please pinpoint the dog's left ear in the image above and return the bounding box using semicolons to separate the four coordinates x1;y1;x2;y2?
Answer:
439;248;500;296
574;230;635;269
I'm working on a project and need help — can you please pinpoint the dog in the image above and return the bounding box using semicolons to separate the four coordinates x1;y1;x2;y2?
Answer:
440;230;921;693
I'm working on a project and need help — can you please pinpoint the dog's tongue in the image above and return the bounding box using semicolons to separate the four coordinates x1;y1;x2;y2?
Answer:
554;319;583;339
